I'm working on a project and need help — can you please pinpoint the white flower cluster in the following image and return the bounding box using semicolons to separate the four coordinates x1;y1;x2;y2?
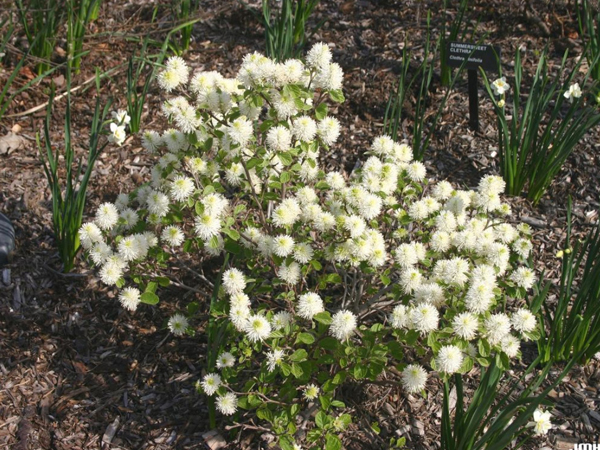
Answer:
109;109;130;146
81;45;540;428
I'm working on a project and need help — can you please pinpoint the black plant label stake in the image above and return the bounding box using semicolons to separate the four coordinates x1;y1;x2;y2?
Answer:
446;41;501;132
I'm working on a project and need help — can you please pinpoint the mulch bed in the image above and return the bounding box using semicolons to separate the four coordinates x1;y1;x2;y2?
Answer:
1;0;600;448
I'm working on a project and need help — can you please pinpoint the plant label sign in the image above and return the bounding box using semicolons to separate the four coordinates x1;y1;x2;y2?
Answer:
446;42;500;72
445;41;501;132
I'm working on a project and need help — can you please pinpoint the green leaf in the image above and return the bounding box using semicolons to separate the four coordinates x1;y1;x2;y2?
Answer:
290;349;308;362
224;228;240;241
257;407;274;423
279;436;294;450
156;277;171;287
195;201;204;216
140;292;159;305
280;171;291;183
234;204;247;215
329;89;345;103
353;365;368;379
145;281;158;293
291;362;304;378
325;433;342;450
311;260;323;270
278;152;293;166
315;411;327;428
295;332;316;345
314;311;332;325
315;102;328;120
319;395;331;411
187;302;199;315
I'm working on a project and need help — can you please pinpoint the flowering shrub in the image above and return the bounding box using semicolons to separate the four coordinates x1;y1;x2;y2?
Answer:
81;44;541;448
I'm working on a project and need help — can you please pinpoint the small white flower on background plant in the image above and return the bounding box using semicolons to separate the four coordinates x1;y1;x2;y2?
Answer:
330;310;357;341
216;352;235;369
244;314;272;342
436;345;464;374
528;408;552;435
119;287;141;311
161;225;185;247
95;202;119;230
266;349;285;372
201;373;221;396
564;82;582;101
491;77;510;96
216;392;237;415
109;122;127;146
401;364;428;393
303;383;320;400
168;313;189;336
111;109;131;125
297;293;324;320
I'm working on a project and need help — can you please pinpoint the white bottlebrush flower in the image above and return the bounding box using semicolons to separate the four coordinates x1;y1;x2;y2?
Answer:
452;312;479;340
272;311;293;330
119;208;138;230
169;176;195;202
303;383;320;401
317;116;341;146
229;305;250;331
119;287;141;311
118;236;142;262
79;222;103;249
511;308;537;334
216;392;238;416
201;373;221;396
432;180;454;200
564;82;582;101
115;193;130;211
109;123;127;146
513;238;533;259
273;234;295;257
330;310;357;341
95;203;119;230
266;125;292;152
244;314;272;342
395;243;419;268
279;262;301;285
99;260;125;286
400;268;423;294
194;214;221;240
325;171;345;189
464;280;495;314
146;191;170;217
293;115;317;142
390;304;409;329
222;268;246;295
484;313;512;345
307;42;332;69
436;345;464;374
141;130;162;152
413;283;446;307
314;62;344;90
161;225;185;247
401;364;428;393
168;313;189;336
491;77;510;96
297;293;324;320
216;352;236;369
89;242;112;266
228;116;253;147
409;303;439;334
293;243;314;264
510;267;536;289
501;335;521;358
266;349;285;372
406;161;426;182
528;408;552;435
272;198;302;227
